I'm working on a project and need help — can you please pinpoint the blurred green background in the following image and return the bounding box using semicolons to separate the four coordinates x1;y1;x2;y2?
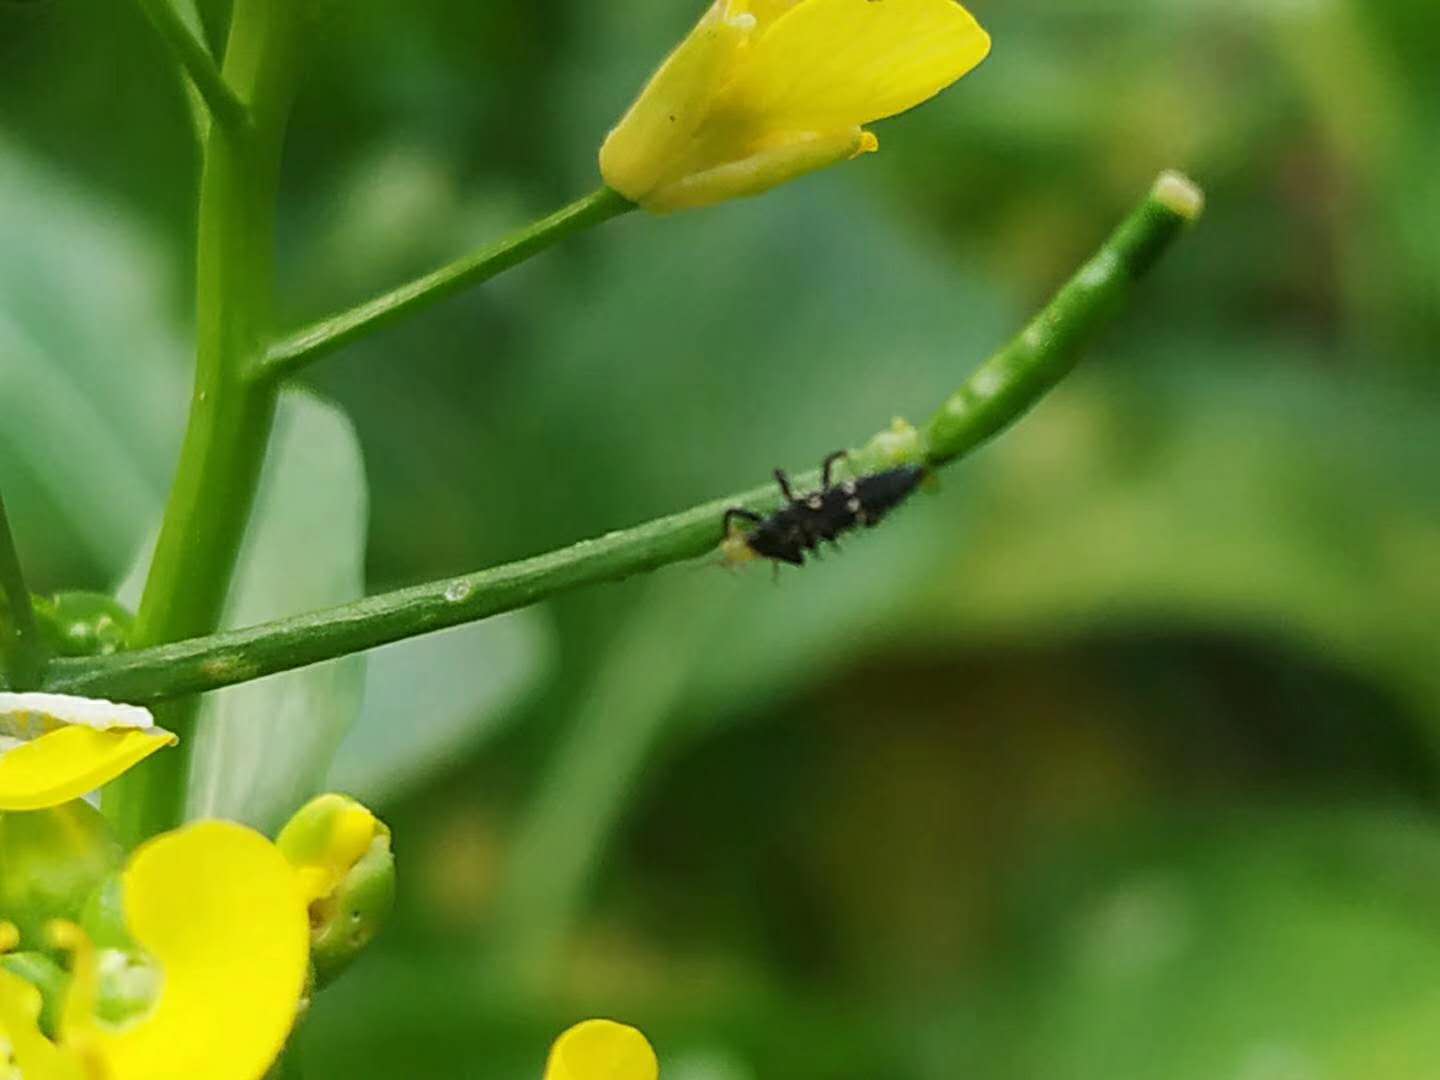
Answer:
4;0;1440;1076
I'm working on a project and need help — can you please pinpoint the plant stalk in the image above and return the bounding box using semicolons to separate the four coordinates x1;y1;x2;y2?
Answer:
53;173;1204;709
927;170;1204;464
103;0;304;846
260;187;636;381
0;493;46;690
134;0;251;133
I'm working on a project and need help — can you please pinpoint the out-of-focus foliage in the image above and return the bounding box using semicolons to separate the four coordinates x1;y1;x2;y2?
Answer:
116;391;370;832
2;0;1437;1076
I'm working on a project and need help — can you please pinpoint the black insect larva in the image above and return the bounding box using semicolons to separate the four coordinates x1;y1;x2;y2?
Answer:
723;451;927;567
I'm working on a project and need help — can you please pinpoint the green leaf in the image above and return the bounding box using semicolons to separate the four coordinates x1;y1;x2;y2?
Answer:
0;801;123;948
119;391;369;832
191;392;367;830
326;610;554;805
0;139;186;581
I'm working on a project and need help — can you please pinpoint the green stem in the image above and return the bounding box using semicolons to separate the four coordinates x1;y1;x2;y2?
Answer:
0;492;46;690
927;170;1204;464
103;0;303;846
49;173;1203;708
134;0;251;133
259;187;636;381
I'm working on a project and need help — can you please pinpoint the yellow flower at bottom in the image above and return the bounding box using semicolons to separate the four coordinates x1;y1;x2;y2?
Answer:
600;0;991;211
544;1020;658;1080
0;694;175;812
0;926;85;1080
82;822;309;1080
1;821;309;1080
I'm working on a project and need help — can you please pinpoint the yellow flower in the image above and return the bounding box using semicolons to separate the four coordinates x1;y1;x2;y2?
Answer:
544;1020;659;1080
600;0;991;211
0;821;309;1080
0;924;83;1080
0;694;175;812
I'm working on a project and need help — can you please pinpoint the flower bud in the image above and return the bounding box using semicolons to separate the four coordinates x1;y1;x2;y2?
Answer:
276;794;395;987
0;802;122;947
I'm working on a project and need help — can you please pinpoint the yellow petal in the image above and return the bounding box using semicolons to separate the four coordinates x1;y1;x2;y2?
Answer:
46;923;100;1055
0;925;86;1080
543;1020;658;1080
600;6;754;201
724;0;991;132
0;693;155;738
86;822;308;1080
649;127;875;211
275;793;382;905
726;0;802;29
0;728;176;812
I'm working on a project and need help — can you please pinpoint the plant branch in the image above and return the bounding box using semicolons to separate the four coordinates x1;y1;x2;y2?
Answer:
49;172;1204;707
927;170;1204;464
104;0;305;845
134;0;251;133
258;187;637;382
0;493;46;690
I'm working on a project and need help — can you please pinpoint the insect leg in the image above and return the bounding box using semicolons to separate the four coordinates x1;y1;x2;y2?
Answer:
821;450;849;488
773;469;797;503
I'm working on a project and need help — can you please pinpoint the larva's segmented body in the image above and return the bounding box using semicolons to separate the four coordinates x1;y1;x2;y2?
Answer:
723;451;926;567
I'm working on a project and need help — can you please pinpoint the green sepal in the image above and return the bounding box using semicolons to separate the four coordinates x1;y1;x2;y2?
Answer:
0;801;123;948
310;828;395;988
76;873;162;1024
92;946;162;1025
274;794;397;989
78;873;132;951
